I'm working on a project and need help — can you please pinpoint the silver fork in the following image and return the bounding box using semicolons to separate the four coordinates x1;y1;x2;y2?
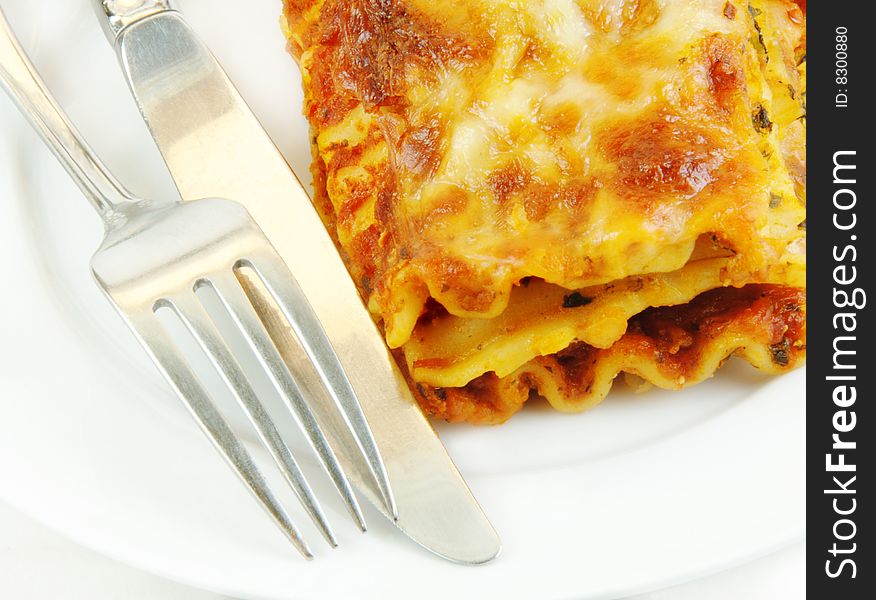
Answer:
0;8;394;559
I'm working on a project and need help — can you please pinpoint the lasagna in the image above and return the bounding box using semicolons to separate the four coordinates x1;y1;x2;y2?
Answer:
281;0;806;424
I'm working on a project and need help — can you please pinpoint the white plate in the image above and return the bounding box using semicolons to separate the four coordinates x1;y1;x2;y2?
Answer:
0;1;804;598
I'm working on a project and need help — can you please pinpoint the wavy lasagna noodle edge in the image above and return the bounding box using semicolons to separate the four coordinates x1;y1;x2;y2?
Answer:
282;0;807;424
414;284;806;424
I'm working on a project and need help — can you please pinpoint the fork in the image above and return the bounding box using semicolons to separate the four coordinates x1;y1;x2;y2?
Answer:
0;8;394;558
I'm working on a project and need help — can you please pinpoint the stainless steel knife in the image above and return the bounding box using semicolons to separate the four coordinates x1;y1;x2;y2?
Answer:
91;0;500;564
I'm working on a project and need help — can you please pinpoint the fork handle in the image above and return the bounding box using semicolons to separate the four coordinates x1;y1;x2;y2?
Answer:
0;7;140;222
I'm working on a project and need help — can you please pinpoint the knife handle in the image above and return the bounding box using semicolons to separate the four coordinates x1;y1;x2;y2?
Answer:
93;0;175;40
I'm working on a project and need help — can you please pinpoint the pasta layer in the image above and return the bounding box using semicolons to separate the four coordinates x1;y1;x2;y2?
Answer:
414;284;806;424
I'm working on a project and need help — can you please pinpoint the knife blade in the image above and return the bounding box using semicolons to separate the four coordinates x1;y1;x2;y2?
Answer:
92;1;500;564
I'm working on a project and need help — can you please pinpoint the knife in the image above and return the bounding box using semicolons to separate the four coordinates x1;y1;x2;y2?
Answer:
91;0;500;564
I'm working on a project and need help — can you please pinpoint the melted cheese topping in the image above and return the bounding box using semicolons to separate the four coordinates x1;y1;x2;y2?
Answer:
283;0;806;423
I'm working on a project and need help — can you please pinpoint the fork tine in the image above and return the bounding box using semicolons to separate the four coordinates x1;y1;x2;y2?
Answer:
240;256;398;521
206;273;367;532
165;294;338;548
124;309;313;558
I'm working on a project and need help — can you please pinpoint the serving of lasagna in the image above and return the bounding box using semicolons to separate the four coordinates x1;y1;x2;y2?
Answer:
281;0;806;424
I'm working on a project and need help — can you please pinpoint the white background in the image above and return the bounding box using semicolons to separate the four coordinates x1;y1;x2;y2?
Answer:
0;501;803;599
